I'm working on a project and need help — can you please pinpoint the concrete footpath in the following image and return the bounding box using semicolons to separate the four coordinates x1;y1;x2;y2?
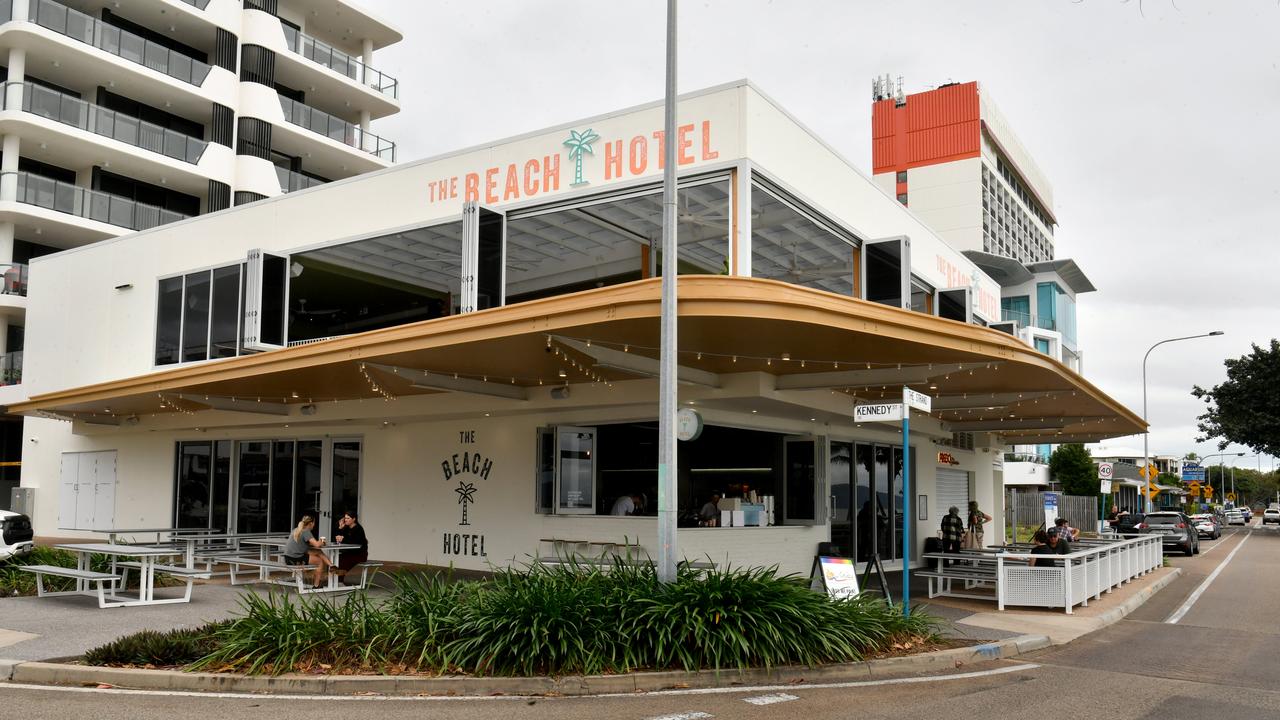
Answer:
0;564;1180;696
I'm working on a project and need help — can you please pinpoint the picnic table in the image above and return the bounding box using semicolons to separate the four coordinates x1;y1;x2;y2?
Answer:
21;543;204;608
238;537;377;593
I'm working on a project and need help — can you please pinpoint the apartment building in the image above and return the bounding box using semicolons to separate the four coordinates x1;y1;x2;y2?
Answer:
0;0;402;502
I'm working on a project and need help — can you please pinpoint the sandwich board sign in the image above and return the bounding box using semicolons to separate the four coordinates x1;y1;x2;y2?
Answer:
810;556;860;600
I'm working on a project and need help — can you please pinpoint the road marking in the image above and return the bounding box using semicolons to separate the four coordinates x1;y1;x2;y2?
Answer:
743;692;799;705
0;663;1040;702
1166;530;1251;624
647;713;713;720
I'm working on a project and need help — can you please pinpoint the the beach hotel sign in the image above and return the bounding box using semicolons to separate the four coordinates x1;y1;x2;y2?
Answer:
425;120;721;206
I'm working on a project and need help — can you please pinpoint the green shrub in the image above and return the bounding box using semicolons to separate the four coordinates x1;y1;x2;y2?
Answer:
84;622;229;667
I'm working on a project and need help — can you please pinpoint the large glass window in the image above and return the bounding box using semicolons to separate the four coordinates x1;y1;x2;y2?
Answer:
1001;295;1030;326
209;265;241;359
174;441;211;529
750;181;858;296
330;440;361;524
181;270;210;361
270;441;295;533
236;441;270;534
155;276;183;365
1036;282;1059;332
294;440;323;526
557;427;595;514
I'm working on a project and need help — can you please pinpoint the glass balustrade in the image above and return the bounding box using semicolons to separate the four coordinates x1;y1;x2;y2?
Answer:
11;171;190;232
0;350;20;387
14;82;208;164
275;166;327;194
0;263;27;297
278;95;396;161
280;23;399;99
31;0;212;87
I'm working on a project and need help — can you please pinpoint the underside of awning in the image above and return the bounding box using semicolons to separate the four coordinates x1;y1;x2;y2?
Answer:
9;277;1145;443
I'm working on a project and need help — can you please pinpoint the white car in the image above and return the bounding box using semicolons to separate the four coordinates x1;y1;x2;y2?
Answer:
0;510;34;561
1225;509;1246;526
1264;508;1280;525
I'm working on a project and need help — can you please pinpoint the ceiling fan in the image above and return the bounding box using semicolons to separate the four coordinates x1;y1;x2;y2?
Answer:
294;298;342;317
774;242;852;283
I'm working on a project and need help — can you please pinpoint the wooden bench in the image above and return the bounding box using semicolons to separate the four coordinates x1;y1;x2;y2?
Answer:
20;565;120;608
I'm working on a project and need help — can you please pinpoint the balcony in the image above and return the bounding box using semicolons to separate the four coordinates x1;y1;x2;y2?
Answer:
0;350;20;387
28;0;212;87
280;24;397;99
12;82;208;164
277;95;395;161
0;263;27;297
275;166;327;194
9;171;190;232
176;0;210;8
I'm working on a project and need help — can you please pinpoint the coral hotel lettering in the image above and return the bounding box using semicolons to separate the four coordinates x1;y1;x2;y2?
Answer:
426;120;720;205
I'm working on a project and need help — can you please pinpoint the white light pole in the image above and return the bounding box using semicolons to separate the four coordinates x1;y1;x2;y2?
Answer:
1201;451;1244;504
656;0;679;583
1141;331;1224;512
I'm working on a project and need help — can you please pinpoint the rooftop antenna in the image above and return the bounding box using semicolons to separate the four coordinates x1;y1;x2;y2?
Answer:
894;75;905;106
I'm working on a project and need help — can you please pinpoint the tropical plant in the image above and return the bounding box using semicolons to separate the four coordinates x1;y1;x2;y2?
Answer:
84;622;229;667
563;128;600;187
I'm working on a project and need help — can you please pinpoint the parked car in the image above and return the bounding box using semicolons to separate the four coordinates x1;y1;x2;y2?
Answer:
1190;513;1220;539
1225;509;1246;526
0;510;34;561
1263;508;1280;525
1140;511;1200;555
1238;506;1253;523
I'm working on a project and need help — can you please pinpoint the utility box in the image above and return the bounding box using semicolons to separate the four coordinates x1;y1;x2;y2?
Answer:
10;487;33;518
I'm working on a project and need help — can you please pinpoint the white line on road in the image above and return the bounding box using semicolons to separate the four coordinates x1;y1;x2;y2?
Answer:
0;663;1041;703
647;713;713;720
1166;529;1251;624
743;692;799;705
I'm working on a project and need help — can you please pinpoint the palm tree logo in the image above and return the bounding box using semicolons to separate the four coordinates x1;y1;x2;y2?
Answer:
455;480;477;526
564;128;600;187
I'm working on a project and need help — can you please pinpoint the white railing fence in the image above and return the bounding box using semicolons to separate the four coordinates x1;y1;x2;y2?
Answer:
996;534;1163;614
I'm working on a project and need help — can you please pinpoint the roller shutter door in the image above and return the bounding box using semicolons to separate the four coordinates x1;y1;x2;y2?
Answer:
936;468;971;515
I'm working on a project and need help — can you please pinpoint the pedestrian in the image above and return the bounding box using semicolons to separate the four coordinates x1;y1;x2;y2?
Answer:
284;514;331;589
1055;516;1079;542
966;500;993;549
332;509;369;582
940;506;965;563
1030;530;1056;567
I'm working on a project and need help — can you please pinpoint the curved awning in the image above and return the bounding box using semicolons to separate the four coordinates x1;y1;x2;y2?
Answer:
9;276;1144;443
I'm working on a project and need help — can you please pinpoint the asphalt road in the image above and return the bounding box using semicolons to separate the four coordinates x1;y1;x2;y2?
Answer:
2;522;1277;719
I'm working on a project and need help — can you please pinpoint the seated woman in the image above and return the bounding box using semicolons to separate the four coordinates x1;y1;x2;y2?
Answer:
1029;529;1056;567
333;510;369;582
284;514;331;588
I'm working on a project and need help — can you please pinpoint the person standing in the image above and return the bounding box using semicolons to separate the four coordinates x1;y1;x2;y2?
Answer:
967;501;993;548
699;492;722;526
332;510;369;581
611;493;644;516
940;506;965;554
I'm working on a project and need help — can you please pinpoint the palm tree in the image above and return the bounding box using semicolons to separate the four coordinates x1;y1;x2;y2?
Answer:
563;128;600;187
455;480;477;526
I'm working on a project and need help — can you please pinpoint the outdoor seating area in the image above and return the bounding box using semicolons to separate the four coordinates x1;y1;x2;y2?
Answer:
19;526;381;608
921;534;1163;614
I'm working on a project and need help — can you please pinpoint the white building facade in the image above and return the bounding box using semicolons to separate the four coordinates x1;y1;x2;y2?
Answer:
12;82;1142;576
0;0;402;500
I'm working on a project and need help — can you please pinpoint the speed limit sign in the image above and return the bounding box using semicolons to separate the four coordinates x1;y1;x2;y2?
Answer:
1098;462;1114;480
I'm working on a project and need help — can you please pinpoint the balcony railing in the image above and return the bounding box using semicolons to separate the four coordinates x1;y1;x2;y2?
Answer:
281;23;398;99
11;82;208;164
9;171;191;232
30;0;212;87
0;263;27;297
278;95;395;161
176;0;210;9
1000;308;1058;333
0;350;21;387
275;166;327;194
1004;452;1050;465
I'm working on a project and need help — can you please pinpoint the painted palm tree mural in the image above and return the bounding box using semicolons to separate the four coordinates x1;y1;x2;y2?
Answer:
563;128;600;187
455;480;477;526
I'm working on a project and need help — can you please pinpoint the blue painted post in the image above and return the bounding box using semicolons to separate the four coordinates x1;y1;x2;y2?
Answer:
902;410;911;616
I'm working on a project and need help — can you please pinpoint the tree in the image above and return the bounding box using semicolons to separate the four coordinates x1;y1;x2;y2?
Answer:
1183;452;1199;462
1049;444;1098;496
1193;339;1280;457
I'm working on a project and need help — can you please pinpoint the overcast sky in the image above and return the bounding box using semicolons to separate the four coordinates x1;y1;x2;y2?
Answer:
360;0;1277;470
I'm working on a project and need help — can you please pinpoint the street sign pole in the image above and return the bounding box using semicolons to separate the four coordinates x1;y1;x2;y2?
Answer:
901;405;910;616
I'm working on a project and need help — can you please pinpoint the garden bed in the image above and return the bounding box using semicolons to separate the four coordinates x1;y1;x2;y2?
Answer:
83;562;942;677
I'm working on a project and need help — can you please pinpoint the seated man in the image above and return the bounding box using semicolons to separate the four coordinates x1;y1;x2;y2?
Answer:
1029;530;1056;566
1048;527;1072;555
1054;516;1080;542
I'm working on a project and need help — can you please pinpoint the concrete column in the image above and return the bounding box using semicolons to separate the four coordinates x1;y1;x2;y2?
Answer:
973;434;1003;539
361;38;374;86
0;134;20;204
359;109;371;133
732;162;752;276
4;47;25;111
0;316;8;358
11;0;29;23
0;222;14;266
